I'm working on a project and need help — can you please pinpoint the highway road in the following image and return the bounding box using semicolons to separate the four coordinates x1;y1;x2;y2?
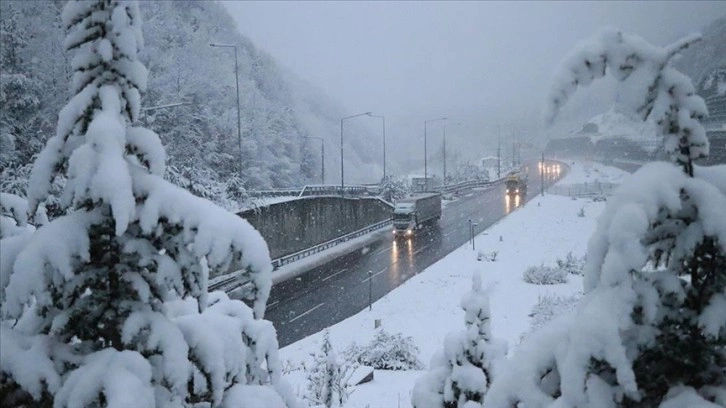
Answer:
264;162;565;347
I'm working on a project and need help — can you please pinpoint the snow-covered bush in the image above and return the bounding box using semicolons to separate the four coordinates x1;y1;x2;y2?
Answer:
522;264;568;285
305;330;354;408
555;252;585;276
0;2;295;407
484;29;725;408
412;272;506;408
526;293;582;335
344;328;423;371
477;251;498;262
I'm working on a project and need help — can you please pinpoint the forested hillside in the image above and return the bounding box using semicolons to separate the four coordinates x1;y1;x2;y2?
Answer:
0;0;377;209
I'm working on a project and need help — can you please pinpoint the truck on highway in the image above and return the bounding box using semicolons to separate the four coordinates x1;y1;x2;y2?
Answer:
392;193;442;237
505;171;527;196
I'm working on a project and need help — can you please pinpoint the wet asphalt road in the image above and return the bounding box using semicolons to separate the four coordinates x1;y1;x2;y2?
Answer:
265;162;565;347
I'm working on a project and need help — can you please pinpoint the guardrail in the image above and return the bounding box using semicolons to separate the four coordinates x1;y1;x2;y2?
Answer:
208;269;250;293
271;217;392;268
208;218;392;293
548;181;619;198
432;176;508;194
297;185;373;198
249;184;378;199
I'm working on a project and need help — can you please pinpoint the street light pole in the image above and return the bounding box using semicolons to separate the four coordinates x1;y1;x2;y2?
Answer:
210;43;242;179
305;136;325;184
340;112;372;195
443;122;462;185
443;123;446;184
370;114;386;180
541;152;545;197
424;117;447;190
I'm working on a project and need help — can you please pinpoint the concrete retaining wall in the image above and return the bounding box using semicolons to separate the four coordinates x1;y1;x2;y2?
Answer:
238;196;393;260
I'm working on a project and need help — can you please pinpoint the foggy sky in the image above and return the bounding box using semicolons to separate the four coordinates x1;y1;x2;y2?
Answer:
222;1;725;169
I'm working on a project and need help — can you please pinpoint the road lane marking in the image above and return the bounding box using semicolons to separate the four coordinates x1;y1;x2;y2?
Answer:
288;302;325;323
361;268;387;283
322;268;348;282
413;245;430;255
372;246;390;256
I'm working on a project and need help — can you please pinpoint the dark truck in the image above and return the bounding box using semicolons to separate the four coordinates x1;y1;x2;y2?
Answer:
505;171;527;196
392;193;442;237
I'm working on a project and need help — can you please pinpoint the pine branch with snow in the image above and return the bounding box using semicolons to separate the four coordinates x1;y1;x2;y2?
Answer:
484;29;726;408
413;271;506;408
546;27;708;176
0;1;295;407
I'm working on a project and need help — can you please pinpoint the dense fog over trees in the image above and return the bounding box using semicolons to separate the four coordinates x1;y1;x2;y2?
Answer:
0;0;381;210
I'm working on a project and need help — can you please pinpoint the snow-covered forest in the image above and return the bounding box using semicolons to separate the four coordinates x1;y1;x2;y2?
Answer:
1;1;724;407
0;0;380;209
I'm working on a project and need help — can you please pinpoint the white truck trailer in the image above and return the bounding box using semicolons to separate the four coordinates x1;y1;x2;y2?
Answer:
391;193;442;237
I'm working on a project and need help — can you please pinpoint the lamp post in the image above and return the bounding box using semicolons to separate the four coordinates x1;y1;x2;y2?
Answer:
209;43;242;179
444;122;462;185
305;136;325;184
341;112;372;195
424;117;447;190
369;114;386;180
541;152;545;197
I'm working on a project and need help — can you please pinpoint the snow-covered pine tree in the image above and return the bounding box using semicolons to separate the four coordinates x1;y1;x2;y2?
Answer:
380;175;409;203
484;28;726;408
305;330;351;408
413;271;506;408
0;1;295;407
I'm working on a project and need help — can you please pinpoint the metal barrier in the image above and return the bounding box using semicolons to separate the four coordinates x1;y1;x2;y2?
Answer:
548;181;619;198
208;218;392;293
433;176;507;194
297;185;373;198
208;270;249;293
271;218;392;268
249;184;376;199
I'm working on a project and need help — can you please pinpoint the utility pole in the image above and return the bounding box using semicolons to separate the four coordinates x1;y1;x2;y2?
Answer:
512;128;516;168
443;123;447;184
424;117;447;190
368;270;373;311
340;112;372;196
209;43;242;179
370;114;386;180
497;125;501;178
541;152;545;197
304;136;325;184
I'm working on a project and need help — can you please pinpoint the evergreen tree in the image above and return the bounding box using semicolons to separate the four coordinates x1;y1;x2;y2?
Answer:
380;175;409;202
485;28;726;408
413;271;506;408
0;1;295;406
306;330;350;408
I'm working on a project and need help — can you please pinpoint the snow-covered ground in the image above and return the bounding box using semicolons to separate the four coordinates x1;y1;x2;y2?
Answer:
555;160;631;185
278;161;629;407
